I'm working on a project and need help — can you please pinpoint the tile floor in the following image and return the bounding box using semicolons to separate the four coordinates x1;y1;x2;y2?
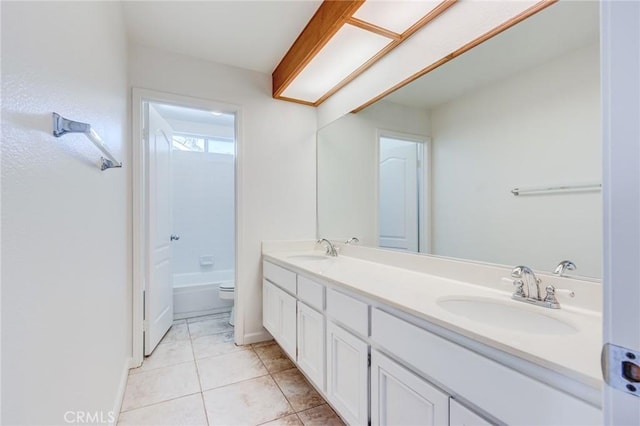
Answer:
119;313;344;426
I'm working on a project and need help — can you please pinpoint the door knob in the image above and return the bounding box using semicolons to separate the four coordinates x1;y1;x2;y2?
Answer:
170;234;180;241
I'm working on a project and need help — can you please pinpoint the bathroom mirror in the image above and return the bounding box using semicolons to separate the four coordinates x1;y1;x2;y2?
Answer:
317;1;602;278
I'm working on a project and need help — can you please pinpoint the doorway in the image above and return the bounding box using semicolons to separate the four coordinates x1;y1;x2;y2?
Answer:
377;133;429;253
132;89;241;363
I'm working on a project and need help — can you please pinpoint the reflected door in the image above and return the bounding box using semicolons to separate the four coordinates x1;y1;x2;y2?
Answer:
378;136;420;251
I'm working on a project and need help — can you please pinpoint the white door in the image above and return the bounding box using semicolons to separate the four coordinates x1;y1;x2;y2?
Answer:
262;280;297;360
371;350;449;426
144;104;174;355
379;137;419;251
279;288;297;360
602;1;640;423
297;301;325;390
263;280;279;337
326;321;369;426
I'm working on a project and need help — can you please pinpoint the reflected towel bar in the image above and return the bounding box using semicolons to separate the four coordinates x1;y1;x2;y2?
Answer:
511;182;601;196
52;112;122;171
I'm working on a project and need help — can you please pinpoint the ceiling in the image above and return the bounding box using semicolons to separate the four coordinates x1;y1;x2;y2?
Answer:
122;0;322;74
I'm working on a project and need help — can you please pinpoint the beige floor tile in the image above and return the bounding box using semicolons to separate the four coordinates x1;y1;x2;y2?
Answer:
187;312;230;324
121;362;200;412
188;317;233;339
260;413;303;426
130;340;194;374
197;349;268;390
118;394;207;425
192;331;248;360
202;375;294;425
272;368;325;412
161;322;190;345
251;339;275;349
297;405;344;426
254;343;295;373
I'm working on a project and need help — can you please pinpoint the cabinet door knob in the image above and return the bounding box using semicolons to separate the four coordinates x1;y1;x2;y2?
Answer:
170;234;180;241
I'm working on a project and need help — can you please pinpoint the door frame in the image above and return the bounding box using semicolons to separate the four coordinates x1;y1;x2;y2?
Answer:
375;129;431;253
131;88;243;367
601;0;640;422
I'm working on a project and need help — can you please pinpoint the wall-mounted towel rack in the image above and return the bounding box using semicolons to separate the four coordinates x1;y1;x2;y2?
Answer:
511;182;601;196
52;113;122;171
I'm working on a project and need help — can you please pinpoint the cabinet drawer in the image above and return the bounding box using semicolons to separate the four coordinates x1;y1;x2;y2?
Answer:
297;275;324;311
263;260;296;295
326;288;368;337
371;309;600;426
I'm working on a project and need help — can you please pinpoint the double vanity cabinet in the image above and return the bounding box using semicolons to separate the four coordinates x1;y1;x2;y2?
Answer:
262;253;602;426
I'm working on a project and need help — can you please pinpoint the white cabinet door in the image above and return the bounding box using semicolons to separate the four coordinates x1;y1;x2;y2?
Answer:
262;279;296;360
450;399;493;426
326;321;369;426
297;301;325;391
279;288;297;360
263;279;279;337
371;351;449;426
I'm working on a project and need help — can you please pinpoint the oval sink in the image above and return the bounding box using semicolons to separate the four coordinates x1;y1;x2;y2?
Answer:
287;254;330;262
437;296;578;335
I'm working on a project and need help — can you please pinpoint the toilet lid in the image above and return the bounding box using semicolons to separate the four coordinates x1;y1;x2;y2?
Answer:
220;282;235;291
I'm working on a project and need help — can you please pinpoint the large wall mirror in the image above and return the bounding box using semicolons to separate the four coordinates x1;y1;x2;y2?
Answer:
317;1;601;279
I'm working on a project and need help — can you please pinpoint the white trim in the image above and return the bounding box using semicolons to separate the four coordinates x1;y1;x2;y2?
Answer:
110;356;132;426
601;0;640;422
233;106;245;345
131;88;243;363
242;330;273;345
374;129;431;253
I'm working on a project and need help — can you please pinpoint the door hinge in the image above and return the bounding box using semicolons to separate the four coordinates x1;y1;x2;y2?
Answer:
368;353;371;367
602;343;640;397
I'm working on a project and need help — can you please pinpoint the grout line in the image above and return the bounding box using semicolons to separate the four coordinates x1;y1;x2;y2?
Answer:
119;391;202;414
189;323;211;426
199;392;210;426
199;371;272;394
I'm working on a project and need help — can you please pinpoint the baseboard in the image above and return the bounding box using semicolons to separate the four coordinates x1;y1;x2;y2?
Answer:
111;356;132;426
242;330;273;345
174;307;231;321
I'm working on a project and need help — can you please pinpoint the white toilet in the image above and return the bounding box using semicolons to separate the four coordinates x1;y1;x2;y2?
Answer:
218;281;235;326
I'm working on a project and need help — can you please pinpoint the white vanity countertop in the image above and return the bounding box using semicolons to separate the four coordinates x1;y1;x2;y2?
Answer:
262;247;603;392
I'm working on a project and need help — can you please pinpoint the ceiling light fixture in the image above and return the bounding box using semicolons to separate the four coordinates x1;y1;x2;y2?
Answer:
272;0;557;109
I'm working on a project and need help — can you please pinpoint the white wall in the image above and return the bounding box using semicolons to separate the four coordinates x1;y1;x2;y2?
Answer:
318;101;429;246
431;43;601;277
129;44;317;343
1;2;130;425
172;151;235;275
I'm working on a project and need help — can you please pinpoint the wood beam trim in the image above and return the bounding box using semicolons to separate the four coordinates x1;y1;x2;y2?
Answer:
351;0;558;113
272;0;365;98
346;17;401;40
313;0;456;106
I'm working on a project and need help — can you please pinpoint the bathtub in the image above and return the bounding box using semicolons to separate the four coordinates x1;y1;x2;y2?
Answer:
173;270;234;320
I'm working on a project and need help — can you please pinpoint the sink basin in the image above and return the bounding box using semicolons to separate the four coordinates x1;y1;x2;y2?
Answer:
287;254;331;262
437;296;578;335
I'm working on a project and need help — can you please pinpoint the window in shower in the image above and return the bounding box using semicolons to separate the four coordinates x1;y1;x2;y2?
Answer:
172;133;235;155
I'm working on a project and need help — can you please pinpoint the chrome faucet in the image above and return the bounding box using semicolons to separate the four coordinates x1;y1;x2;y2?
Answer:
511;265;542;300
345;237;359;244
509;265;571;309
317;239;338;257
554;260;576;277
